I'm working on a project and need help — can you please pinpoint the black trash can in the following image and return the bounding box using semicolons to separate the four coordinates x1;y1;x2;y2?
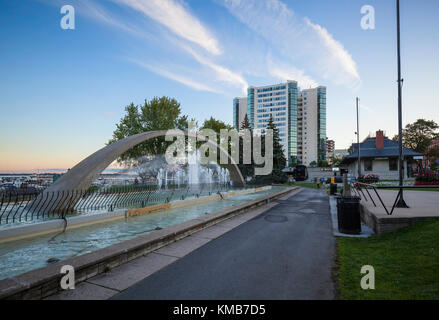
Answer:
330;183;337;195
336;196;361;234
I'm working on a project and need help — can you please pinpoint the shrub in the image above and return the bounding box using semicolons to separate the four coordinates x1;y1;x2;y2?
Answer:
415;171;439;186
359;174;380;184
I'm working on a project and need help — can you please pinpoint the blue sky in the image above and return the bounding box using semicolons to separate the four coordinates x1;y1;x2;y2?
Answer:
1;0;438;172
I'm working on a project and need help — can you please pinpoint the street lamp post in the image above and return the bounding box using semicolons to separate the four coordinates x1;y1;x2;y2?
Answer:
356;97;361;180
396;0;409;208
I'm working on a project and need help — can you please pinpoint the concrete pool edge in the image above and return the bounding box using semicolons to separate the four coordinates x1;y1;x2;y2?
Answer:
0;186;272;244
0;186;297;300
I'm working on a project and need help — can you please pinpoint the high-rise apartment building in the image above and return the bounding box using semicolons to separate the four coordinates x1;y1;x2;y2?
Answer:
233;81;326;166
233;97;248;129
326;139;335;160
297;86;327;165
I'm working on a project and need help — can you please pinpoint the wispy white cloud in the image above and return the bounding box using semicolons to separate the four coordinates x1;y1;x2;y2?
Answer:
304;18;360;87
267;55;318;89
221;0;361;89
180;45;248;94
80;1;144;36
80;0;247;94
131;59;221;93
113;0;221;55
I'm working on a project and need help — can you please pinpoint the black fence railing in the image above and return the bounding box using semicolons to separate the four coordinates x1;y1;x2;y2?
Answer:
350;182;439;216
0;183;242;225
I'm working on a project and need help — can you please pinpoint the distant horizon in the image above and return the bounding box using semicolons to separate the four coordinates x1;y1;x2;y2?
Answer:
0;168;132;175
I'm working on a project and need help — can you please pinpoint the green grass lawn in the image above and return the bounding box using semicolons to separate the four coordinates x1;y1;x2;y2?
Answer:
285;182;344;194
336;219;439;300
386;187;439;192
328;186;343;195
285;182;320;189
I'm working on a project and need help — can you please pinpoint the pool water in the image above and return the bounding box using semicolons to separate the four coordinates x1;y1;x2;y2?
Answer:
0;187;284;280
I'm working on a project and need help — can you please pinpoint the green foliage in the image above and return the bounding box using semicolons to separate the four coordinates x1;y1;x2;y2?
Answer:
200;116;233;148
238;114;254;179
427;146;439;171
428;146;439;159
393;119;439;154
200;117;233;133
267;116;287;183
285;182;319;189
108;97;188;163
240;114;251;131
329;156;342;167
309;161;318;168
428;146;439;158
318;160;330;168
254;116;287;184
198;117;235;164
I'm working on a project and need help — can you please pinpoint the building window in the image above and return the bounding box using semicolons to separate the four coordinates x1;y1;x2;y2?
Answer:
389;158;398;171
364;159;373;171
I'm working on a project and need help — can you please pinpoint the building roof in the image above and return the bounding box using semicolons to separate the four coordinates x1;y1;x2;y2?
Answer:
341;137;423;164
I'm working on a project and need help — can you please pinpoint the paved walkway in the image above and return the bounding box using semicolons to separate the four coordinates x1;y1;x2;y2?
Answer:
113;188;335;300
47;193;289;300
359;189;439;218
48;188;335;300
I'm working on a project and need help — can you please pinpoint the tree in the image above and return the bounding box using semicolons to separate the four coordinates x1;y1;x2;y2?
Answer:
200;117;233;147
254;116;287;184
329;154;348;168
428;146;439;159
309;161;318;168
200;117;233;133
238;114;254;179
240;114;251;131
318;160;330;168
267;116;287;183
328;156;342;167
289;157;299;167
392;119;439;154
198;117;235;165
109;97;188;163
427;146;439;171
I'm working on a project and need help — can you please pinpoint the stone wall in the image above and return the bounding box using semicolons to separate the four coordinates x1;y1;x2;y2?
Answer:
360;203;438;234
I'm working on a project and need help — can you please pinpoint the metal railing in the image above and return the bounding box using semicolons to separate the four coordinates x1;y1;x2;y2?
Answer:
0;183;241;225
349;182;439;216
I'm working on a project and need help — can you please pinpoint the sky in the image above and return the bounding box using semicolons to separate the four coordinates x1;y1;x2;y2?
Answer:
0;0;438;173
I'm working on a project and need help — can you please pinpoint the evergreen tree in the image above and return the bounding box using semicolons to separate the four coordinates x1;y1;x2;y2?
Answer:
267;115;287;183
255;116;287;184
240;114;251;131
238;114;254;179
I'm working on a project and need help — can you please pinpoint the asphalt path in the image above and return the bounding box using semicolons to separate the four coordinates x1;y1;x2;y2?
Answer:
113;188;335;300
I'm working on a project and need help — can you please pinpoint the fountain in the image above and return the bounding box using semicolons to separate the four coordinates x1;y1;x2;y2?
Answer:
154;150;230;189
188;150;200;185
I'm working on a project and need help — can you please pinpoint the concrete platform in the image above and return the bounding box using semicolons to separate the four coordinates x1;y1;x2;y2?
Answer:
359;190;439;234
